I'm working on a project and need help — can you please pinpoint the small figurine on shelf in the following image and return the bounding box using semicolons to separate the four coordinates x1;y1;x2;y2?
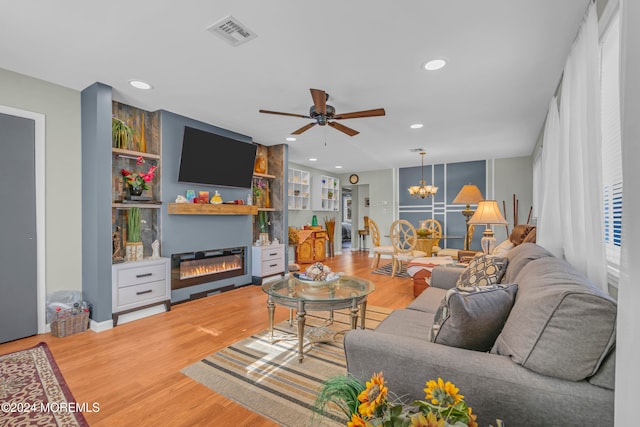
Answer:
210;190;223;204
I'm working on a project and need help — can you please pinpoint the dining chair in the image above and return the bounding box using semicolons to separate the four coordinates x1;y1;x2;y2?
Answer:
390;219;427;277
420;219;443;256
368;218;394;269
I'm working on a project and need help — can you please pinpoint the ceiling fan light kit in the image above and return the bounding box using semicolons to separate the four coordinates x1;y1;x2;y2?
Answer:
259;88;385;137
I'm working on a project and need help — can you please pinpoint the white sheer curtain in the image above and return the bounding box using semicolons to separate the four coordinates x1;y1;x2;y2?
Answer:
537;3;607;291
538;97;562;257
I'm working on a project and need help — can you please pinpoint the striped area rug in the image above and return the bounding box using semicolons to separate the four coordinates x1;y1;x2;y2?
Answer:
182;306;391;427
372;262;411;278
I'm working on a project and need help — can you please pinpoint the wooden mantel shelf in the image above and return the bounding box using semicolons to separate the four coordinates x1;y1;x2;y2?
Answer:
167;203;258;215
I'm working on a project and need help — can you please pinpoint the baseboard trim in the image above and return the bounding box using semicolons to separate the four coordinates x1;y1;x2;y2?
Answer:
90;318;113;333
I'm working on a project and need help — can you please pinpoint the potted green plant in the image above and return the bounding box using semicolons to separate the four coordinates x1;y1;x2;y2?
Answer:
126;207;143;261
112;116;133;149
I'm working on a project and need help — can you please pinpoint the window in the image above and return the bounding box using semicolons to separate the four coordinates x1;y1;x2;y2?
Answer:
600;9;622;283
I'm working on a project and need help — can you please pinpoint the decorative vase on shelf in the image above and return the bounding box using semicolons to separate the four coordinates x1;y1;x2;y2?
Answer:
125;242;143;262
254;155;267;174
128;184;143;197
139;113;147;153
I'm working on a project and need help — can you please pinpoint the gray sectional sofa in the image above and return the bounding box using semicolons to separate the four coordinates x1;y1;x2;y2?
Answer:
344;243;616;427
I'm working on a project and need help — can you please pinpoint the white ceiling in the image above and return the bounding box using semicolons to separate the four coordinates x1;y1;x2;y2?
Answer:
0;0;589;173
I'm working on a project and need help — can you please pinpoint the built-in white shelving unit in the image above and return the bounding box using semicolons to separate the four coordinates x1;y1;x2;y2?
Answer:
288;167;310;210
311;175;339;211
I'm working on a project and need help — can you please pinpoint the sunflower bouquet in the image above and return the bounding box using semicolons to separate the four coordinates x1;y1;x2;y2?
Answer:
314;372;502;427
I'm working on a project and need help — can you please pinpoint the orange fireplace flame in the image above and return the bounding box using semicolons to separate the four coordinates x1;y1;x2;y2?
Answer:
180;258;242;280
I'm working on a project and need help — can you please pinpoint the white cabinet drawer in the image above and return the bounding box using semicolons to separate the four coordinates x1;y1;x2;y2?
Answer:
116;280;167;308
261;258;284;276
116;263;167;288
257;245;284;261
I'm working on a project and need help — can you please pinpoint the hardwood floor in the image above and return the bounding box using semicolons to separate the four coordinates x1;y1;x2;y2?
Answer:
0;250;413;426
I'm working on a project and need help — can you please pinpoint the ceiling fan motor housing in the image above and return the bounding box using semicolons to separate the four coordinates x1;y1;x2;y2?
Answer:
310;104;335;125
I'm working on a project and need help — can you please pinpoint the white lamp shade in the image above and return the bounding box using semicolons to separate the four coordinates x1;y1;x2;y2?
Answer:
467;200;508;225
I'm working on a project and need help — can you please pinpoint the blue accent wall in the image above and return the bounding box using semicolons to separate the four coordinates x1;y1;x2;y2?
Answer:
399;160;486;251
160;111;256;302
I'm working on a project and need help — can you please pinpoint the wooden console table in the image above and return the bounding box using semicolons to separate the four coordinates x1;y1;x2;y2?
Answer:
296;229;328;264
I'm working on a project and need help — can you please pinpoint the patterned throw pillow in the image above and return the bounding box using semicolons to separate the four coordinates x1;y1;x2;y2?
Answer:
455;254;508;288
430;284;518;351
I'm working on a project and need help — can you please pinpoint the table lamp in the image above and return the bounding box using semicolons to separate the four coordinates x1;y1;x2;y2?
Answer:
467;200;508;255
452;184;484;250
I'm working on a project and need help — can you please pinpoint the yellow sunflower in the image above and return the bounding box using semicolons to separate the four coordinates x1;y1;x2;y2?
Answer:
410;411;445;427
467;406;478;427
357;372;388;417
423;377;464;407
347;413;371;427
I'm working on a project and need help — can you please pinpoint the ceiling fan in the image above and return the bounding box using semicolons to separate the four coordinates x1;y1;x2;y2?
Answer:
259;88;385;137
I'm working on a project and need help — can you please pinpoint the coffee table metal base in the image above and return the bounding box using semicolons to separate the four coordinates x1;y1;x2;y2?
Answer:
266;297;368;362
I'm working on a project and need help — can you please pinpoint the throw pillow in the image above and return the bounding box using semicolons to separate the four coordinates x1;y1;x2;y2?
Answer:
430;284;518;351
455;254;508;288
491;240;514;257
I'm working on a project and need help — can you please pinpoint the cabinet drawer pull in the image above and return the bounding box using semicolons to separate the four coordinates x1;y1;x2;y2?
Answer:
136;289;153;295
268;252;278;256
136;273;153;278
269;263;278;268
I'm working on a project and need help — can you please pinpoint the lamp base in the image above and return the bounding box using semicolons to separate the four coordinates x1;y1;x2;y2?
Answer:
462;206;475;251
480;227;496;255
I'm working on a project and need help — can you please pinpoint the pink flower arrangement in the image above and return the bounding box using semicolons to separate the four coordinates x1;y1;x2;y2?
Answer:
121;156;157;190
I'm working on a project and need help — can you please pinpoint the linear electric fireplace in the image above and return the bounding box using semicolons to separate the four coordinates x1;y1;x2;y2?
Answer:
171;247;245;290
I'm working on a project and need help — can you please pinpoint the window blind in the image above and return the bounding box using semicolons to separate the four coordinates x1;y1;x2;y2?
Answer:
600;10;622;278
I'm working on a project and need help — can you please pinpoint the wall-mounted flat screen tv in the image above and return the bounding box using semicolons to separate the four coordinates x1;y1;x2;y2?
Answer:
178;126;257;189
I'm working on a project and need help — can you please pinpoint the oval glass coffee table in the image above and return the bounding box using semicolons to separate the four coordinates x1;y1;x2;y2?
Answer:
262;275;375;362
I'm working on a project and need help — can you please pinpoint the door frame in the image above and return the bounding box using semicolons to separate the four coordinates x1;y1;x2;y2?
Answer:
0;105;46;333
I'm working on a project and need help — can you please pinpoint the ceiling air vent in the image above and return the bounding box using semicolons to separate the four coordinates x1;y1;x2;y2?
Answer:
207;15;257;47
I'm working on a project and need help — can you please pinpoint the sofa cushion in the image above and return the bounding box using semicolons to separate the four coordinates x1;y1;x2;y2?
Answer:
374;308;435;341
492;257;617;381
430;284;518;351
406;287;447;313
502;242;554;284
455;254;508;288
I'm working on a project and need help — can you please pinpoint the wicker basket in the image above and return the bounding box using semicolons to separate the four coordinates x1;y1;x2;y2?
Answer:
51;312;89;337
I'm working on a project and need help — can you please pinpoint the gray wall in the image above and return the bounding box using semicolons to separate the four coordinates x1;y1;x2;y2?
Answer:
0;68;82;295
160;111;255;302
490;156;533;243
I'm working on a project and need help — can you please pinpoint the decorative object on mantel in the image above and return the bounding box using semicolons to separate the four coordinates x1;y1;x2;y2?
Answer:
112;115;133;149
313;372;495;427
175;195;188;203
120;156;157;199
126;207;144;261
408;151;438;199
210;190;223;204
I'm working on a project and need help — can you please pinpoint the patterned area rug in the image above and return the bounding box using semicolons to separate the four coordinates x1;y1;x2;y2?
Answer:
372;262;411;278
182;306;391;427
0;342;88;427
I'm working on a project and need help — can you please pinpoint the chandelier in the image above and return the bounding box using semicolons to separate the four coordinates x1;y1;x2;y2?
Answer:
408;151;438;199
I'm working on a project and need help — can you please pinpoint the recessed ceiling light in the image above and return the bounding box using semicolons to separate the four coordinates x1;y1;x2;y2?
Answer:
423;59;447;71
286;137;296;141
129;80;153;90
335;165;343;169
309;158;317;162
410;123;424;129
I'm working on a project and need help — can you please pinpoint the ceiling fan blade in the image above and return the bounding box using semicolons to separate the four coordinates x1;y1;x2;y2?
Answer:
259;109;310;119
310;88;327;115
291;123;317;135
334;108;386;120
328;121;359;136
